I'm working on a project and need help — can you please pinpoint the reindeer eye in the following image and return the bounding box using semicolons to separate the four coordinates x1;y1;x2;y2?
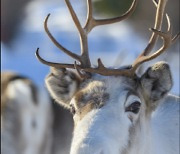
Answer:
125;101;141;114
70;104;76;115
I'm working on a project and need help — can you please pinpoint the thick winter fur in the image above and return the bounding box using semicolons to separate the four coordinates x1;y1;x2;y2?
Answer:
1;72;53;154
45;61;179;154
46;67;80;109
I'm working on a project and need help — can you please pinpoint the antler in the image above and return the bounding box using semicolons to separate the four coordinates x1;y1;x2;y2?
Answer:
36;0;138;77
36;0;179;78
131;0;180;73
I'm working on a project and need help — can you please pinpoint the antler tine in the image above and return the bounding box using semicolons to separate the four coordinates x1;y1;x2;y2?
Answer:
84;0;138;33
84;0;93;33
139;0;167;57
35;48;76;69
44;13;81;62
82;2;179;77
80;0;138;73
64;0;84;36
65;0;91;68
142;28;171;60
172;32;180;44
131;12;179;72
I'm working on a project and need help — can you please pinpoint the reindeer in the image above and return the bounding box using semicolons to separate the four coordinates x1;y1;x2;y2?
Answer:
1;71;74;154
1;72;53;154
36;0;180;153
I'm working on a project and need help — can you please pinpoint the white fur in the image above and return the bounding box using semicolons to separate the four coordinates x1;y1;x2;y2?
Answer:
5;80;53;154
69;77;179;154
151;95;179;154
70;78;132;154
46;73;78;108
45;64;179;154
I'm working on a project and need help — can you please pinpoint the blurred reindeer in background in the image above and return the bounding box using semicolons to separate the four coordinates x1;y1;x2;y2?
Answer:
36;0;179;154
1;72;73;154
1;72;53;154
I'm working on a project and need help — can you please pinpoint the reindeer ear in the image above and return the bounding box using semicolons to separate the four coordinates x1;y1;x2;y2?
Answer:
140;61;172;103
45;67;81;109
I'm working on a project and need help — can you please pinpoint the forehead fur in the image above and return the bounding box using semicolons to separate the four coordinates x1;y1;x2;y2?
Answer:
72;75;139;120
75;75;139;103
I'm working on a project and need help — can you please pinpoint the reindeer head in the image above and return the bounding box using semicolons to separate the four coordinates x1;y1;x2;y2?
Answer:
36;0;179;153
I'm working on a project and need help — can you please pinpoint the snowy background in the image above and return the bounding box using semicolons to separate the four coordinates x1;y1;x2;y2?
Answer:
1;0;179;95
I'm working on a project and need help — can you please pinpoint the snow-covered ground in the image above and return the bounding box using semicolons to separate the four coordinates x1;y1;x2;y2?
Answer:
1;0;179;95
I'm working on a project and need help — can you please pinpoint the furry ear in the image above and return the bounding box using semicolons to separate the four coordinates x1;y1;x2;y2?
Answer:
140;61;172;105
45;68;81;109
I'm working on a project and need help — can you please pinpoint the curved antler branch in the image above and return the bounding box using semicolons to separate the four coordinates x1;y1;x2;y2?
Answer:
36;48;76;69
65;0;91;67
36;0;179;78
131;13;179;72
44;14;81;62
84;0;138;33
132;30;171;71
65;0;83;35
172;32;180;44
84;0;94;31
140;0;168;57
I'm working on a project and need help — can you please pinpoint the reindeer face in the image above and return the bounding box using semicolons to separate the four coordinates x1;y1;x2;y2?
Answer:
45;61;172;154
46;69;142;154
46;68;145;154
69;76;143;154
70;75;142;124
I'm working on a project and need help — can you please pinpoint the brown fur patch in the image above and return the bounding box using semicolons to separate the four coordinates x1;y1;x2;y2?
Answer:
1;72;38;114
73;81;110;120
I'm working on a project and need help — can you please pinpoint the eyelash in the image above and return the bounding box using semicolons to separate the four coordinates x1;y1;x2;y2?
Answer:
125;101;141;114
